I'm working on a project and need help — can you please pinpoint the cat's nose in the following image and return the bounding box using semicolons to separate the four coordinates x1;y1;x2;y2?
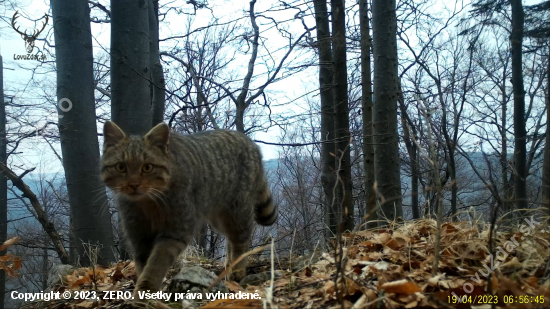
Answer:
128;184;140;192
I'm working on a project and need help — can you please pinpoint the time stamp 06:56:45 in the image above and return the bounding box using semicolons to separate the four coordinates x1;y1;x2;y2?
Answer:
448;295;545;304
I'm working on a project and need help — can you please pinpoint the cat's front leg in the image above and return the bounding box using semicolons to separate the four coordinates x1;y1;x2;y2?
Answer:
134;252;149;278
133;238;187;303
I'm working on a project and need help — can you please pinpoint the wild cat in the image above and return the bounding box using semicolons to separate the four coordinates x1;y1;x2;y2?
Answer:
100;121;277;300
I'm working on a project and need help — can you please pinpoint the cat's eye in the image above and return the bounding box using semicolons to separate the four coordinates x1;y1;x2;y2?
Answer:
142;164;154;173
114;163;126;173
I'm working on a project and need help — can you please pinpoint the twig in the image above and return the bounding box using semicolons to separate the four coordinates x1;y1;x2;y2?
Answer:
289;228;296;271
413;95;443;276
208;244;269;289
0;162;70;264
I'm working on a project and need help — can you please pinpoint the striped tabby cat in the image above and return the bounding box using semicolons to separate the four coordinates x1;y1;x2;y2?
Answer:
100;121;277;300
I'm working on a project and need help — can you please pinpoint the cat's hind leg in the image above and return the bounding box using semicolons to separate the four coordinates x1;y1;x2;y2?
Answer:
219;204;254;282
227;236;251;282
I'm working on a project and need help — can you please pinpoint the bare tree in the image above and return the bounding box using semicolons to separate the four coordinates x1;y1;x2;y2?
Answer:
110;0;157;259
165;22;237;132
372;0;403;222
511;0;528;212
543;53;550;213
397;2;468;218
51;0;115;265
111;0;152;135
150;0;165;126
359;0;377;227
0;163;70;264
398;86;420;219
331;0;354;232
232;0;308;133
313;0;336;237
0;52;7;309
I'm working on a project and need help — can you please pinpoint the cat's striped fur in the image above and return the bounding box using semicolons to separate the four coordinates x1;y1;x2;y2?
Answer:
100;121;276;300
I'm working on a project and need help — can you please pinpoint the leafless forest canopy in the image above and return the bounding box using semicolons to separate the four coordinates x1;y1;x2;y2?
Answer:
0;0;548;307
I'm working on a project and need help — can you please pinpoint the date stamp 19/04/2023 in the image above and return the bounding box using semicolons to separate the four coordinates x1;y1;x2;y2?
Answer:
448;294;545;305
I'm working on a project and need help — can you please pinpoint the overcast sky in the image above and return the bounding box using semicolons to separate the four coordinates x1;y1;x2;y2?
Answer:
1;0;316;178
0;0;544;178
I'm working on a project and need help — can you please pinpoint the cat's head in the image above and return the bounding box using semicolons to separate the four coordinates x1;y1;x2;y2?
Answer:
100;121;172;201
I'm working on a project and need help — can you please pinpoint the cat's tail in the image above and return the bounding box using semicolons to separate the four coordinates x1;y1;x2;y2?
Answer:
254;182;277;226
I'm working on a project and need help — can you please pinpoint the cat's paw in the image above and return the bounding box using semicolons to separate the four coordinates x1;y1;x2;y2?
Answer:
229;269;246;282
132;280;157;304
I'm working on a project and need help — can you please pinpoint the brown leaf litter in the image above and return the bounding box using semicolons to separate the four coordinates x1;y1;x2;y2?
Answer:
21;219;550;308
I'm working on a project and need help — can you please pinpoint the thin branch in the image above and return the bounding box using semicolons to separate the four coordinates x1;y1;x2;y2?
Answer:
159;51;220;129
0;162;70;264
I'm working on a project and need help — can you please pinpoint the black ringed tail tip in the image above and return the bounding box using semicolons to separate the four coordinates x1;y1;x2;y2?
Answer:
254;196;277;226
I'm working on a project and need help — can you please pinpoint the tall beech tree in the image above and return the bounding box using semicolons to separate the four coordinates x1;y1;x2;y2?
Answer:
469;0;548;214
110;0;155;259
0;51;7;309
510;0;528;212
331;0;354;232
359;0;377;226
543;54;550;213
372;0;403;221
51;0;115;265
150;0;165;126
313;0;336;235
111;0;152;135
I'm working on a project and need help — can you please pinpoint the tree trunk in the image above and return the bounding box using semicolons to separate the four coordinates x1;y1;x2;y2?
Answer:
51;0;115;265
543;50;550;214
42;236;48;290
359;0;377;228
372;0;403;222
331;0;354;232
197;225;207;252
69;217;77;263
150;0;165;126
111;0;153;259
209;230;217;259
510;0;527;212
449;150;457;217
501;70;509;212
411;149;420;218
313;0;337;237
398;88;420;219
111;0;152;135
234;1;260;133
0;53;7;309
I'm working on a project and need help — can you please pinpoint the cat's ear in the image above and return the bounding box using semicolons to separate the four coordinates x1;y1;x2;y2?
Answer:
103;121;126;150
145;123;170;153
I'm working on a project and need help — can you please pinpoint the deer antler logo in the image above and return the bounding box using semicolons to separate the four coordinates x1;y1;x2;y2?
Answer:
11;11;49;54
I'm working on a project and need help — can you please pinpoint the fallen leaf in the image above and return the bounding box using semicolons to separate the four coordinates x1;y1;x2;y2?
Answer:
75;300;95;308
427;273;446;287
201;298;264;308
69;275;91;288
0;237;19;252
224;280;245;293
379;279;421;294
303;267;312;277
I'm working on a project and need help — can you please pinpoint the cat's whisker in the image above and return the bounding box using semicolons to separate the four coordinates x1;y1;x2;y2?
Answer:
99;199;112;217
102;186;125;214
146;191;165;226
90;187;106;194
150;188;167;210
149;188;169;220
149;188;168;204
89;190;112;216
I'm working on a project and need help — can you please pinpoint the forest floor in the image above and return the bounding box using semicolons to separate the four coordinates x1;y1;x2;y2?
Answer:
23;217;550;309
